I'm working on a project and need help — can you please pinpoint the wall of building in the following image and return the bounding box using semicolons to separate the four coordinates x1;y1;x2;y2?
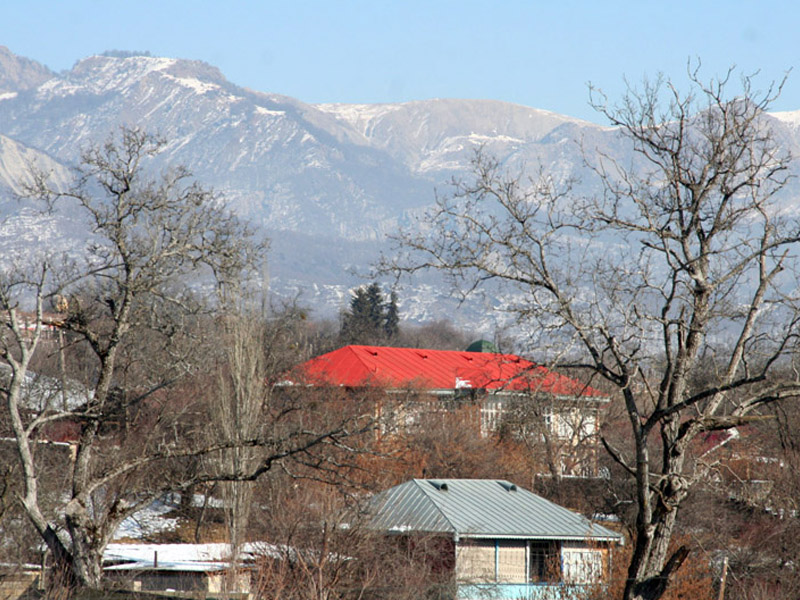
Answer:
455;539;608;586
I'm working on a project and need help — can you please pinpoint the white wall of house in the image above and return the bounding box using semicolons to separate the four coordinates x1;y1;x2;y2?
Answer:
560;542;605;584
456;540;496;582
455;539;607;586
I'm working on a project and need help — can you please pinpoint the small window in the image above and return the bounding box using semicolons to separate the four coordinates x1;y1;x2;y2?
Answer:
529;541;561;583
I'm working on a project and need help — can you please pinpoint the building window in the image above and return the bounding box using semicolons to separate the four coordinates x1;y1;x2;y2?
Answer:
529;541;561;583
480;399;504;435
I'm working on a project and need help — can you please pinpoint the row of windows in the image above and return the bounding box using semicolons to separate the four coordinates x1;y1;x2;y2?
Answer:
479;401;598;440
456;540;606;585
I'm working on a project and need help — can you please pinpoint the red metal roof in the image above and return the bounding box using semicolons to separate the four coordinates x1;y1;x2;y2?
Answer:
291;345;606;398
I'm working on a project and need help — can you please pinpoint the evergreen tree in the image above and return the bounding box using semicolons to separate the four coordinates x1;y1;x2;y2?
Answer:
365;282;386;333
349;288;371;328
340;283;400;344
384;291;399;339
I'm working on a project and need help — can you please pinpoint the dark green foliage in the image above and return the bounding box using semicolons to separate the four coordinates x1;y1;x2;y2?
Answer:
340;283;400;345
365;283;386;333
384;291;400;339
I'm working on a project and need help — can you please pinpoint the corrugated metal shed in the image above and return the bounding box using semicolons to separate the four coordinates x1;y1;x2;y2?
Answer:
291;345;606;398
368;479;621;543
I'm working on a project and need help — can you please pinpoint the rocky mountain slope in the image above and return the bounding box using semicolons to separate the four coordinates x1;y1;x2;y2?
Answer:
1;47;799;328
0;46;54;93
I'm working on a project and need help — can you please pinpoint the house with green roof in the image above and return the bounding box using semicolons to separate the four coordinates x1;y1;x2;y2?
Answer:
368;478;623;600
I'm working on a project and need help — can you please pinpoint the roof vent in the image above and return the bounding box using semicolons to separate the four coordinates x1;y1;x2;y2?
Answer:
430;481;449;492
500;482;517;492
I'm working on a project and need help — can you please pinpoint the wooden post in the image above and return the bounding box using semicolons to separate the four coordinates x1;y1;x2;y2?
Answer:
58;329;68;411
718;556;728;600
39;549;46;590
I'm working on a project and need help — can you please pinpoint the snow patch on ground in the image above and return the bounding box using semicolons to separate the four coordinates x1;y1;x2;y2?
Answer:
466;132;524;144
316;102;403;125
163;75;220;95
113;493;225;541
315;102;404;136
113;498;180;540
0;364;89;412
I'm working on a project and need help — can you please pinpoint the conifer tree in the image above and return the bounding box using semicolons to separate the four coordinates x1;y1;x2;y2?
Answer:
365;282;385;333
340;283;400;344
384;291;399;339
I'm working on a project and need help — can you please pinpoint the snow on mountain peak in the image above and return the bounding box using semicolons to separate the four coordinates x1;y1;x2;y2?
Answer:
48;55;230;100
316;102;404;128
74;55;176;83
769;110;800;128
33;55;176;100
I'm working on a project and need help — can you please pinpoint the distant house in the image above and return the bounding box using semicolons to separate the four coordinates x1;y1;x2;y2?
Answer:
288;344;609;476
1;310;63;341
0;564;41;600
103;543;256;598
367;479;623;600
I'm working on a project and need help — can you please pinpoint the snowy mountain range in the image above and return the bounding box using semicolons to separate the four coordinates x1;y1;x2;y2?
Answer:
2;46;800;329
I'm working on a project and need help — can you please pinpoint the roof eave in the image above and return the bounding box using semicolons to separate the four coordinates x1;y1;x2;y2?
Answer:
456;533;623;543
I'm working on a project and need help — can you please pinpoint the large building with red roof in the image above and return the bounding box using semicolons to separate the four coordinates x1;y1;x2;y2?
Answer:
288;345;609;476
294;344;605;396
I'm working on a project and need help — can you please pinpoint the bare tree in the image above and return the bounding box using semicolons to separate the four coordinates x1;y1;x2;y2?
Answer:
253;481;455;600
384;67;800;600
0;128;373;591
499;391;603;486
0;127;260;588
209;296;322;571
210;305;263;579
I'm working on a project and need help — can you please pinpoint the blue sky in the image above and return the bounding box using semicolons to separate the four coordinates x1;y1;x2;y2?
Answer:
3;1;798;123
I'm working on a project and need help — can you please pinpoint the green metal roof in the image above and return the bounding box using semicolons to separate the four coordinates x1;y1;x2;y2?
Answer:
368;479;622;543
465;340;499;353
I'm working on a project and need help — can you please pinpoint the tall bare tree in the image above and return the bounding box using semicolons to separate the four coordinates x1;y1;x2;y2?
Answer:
384;67;800;600
211;305;263;580
209;296;316;571
0;128;373;591
0;127;260;588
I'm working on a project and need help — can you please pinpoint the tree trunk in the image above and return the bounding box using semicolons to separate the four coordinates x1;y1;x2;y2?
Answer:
624;442;690;600
69;546;104;591
627;545;690;600
65;498;105;589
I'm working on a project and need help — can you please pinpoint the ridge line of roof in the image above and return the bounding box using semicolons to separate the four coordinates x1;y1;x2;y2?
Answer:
347;344;525;359
411;479;460;534
347;345;373;371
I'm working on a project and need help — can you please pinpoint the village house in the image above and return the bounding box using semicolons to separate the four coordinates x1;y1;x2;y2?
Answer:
367;478;623;599
103;543;256;598
289;344;609;476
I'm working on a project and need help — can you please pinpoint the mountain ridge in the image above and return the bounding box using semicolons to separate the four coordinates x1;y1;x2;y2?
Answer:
1;48;798;329
0;45;54;94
